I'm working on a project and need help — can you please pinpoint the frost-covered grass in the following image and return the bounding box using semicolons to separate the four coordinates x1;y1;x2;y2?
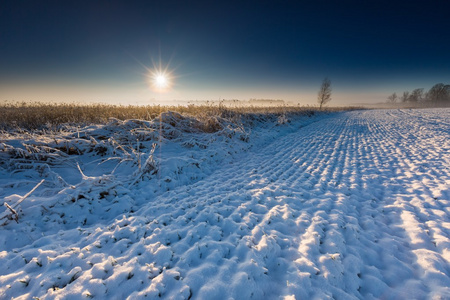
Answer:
1;108;449;299
0;108;323;227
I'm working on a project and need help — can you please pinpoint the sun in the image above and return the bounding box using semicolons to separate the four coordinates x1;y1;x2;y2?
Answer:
149;69;172;93
155;74;168;89
142;56;177;94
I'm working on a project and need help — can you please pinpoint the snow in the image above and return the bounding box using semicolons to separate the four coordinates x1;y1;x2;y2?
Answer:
1;108;449;299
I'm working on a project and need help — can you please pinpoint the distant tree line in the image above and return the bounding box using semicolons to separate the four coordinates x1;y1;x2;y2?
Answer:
387;83;450;106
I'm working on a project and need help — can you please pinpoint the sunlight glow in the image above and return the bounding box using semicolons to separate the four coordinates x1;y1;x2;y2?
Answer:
144;58;175;94
150;70;171;93
156;74;167;88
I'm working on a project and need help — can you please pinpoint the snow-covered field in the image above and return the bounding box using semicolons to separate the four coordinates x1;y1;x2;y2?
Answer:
1;108;449;299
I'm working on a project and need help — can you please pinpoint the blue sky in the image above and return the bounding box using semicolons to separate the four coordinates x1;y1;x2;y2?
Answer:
1;0;449;105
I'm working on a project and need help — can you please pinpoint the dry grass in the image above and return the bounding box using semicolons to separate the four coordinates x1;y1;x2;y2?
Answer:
0;101;362;131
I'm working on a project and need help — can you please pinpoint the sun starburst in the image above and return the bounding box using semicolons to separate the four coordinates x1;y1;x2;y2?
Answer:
155;74;167;88
145;59;174;93
149;69;171;93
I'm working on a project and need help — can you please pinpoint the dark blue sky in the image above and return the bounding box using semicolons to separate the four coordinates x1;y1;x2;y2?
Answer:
1;0;449;105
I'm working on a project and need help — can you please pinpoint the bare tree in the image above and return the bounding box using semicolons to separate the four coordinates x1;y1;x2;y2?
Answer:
426;83;450;103
401;91;410;103
318;78;332;109
387;92;398;104
409;88;424;103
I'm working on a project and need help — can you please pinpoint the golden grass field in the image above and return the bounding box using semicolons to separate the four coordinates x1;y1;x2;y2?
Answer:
0;101;361;131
